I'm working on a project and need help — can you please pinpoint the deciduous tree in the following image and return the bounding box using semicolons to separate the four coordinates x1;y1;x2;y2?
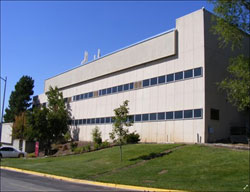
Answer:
27;86;70;155
209;0;250;111
110;100;133;161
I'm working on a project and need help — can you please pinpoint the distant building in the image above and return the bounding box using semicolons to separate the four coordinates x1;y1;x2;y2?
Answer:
34;9;249;143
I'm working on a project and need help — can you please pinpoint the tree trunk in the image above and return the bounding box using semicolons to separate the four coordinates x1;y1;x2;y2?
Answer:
120;144;122;162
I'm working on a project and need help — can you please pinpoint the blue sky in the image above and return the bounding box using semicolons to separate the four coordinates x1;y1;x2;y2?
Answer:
1;1;214;112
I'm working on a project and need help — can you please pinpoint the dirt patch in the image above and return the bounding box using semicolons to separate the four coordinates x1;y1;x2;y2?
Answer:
158;169;168;175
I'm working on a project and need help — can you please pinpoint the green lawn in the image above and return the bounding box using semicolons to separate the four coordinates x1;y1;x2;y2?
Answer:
1;144;249;191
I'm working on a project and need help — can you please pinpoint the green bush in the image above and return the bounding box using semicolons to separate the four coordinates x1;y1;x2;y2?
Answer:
73;147;83;154
92;126;102;145
101;141;110;148
70;142;78;152
94;143;100;150
64;131;72;142
85;144;91;152
125;131;140;144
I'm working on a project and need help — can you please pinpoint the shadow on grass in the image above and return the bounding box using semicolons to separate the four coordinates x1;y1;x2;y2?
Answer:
129;151;172;161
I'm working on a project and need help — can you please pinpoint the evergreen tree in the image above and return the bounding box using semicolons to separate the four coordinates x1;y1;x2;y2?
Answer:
4;76;34;122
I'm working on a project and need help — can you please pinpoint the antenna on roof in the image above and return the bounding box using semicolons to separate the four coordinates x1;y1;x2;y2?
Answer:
97;49;101;58
81;51;88;65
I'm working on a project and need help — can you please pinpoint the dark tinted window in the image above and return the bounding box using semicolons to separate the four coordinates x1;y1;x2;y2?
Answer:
87;119;91;124
143;79;150;87
118;85;123;92
175;111;183;119
158;75;166;84
73;96;76;101
158;112;165;120
184;110;193;118
74;120;78;125
88;92;93;98
167;74;174;82
175;72;183;81
96;118;100;124
194;67;202;77
135;114;142;122
184;69;193;79
150;77;158;86
84;93;89;99
166;112;173;120
83;119;86;124
102;89;107;95
130;83;134;90
124;84;129;91
91;118;95;124
150;113;157;121
100;118;105;124
112;86;117;93
142;114;149;121
79;119;83;125
99;90;102;96
107;88;112;94
76;95;80;100
210;108;219;120
194;109;202;118
128;115;134;122
111;117;115;123
80;94;84;100
106;117;111;123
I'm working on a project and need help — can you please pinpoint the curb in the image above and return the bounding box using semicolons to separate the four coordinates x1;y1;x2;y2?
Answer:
0;166;186;192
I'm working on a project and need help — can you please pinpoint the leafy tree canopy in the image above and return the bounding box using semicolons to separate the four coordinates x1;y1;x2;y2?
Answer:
209;0;250;111
210;0;250;50
4;76;34;122
27;86;70;155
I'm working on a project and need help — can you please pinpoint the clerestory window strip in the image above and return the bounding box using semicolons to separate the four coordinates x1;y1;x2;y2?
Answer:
72;67;203;102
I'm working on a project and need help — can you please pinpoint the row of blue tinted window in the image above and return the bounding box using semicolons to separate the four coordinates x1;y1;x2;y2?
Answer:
73;67;202;101
71;109;202;126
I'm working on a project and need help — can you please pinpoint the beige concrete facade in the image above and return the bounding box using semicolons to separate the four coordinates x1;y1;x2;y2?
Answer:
36;9;248;143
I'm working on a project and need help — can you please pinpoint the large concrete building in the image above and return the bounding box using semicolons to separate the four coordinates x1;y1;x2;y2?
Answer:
35;9;249;143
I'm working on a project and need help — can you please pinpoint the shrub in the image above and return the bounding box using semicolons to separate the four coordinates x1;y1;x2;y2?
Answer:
70;142;78;152
64;131;72;142
125;131;140;144
92;126;102;145
94;143;100;150
27;153;36;158
73;147;83;154
85;144;91;152
101;141;110;148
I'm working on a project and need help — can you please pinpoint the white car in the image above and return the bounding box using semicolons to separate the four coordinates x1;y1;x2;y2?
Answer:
0;146;27;158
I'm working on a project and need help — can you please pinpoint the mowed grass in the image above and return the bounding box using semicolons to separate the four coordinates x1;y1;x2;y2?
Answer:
1;144;249;191
0;144;179;179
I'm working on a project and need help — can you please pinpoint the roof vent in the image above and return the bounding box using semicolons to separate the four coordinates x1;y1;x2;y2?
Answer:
97;49;101;58
81;51;88;65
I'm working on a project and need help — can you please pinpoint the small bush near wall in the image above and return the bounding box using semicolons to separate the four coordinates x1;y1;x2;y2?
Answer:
101;141;110;148
92;127;102;145
70;142;78;151
125;132;140;144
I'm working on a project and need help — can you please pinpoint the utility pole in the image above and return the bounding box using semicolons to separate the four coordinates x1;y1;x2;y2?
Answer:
0;76;7;143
